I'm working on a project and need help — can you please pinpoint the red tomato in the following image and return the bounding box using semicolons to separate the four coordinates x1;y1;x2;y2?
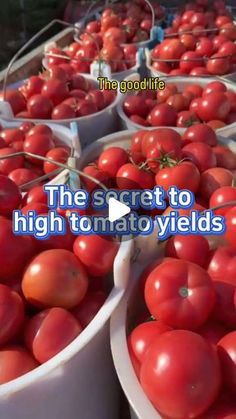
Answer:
212;281;236;328
72;291;106;328
145;259;215;330
129;321;172;364
190;12;206;26
25;185;48;205
218;332;236;394
203;81;227;96
180;51;203;73
219;41;236;63
86;90;105;111
210;186;236;215
180;34;197;50
182;142;217;172
197;93;231;122
73;235;118;277
157;84;178;103
0;128;24;145
220;23;236;42
196;37;214;57
0;285;24;345
22;249;88;309
152;61;171;74
142;128;182;158
140;330;221;418
23;76;44;99
166;93;188;112
158;39;186;60
199;167;234;200
225;207;236;249
25;307;82;363
43;147;70;174
148;104;177;127
76;99;98;117
81;165;110;193
0;217;35;281
207;120;226;129
21;202;48;215
177;110;200;128
199;398;236;419
41;79;69;106
51;103;76;120
130;115;150;127
213;35;229;51
98;147;128;178
0;90;26;115
206;53;231;76
208;246;236;284
213;146;236;170
182;124;217;146
9;168;38;187
155;161;200;193
184;84;203;98
27;95;53;119
0;175;21;216
190;67;210;76
117;163;154;190
224;91;236;112
197;320;228;346
0;147;24;175
165;235;210;267
131;130;146;153
0;346;38;384
123;95;149;118
24;134;55;166
27;125;53;137
103;27;126;44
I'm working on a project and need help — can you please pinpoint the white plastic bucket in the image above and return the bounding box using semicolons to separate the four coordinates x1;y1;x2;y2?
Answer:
0;74;122;149
109;135;236;419
0;121;134;419
0;238;133;419
117;73;236;138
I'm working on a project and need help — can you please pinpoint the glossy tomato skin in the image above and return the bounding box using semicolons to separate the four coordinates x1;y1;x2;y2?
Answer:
129;321;172;364
73;235;118;277
0;175;22;216
141;128;182;157
0;285;25;346
0;148;24;175
208;246;236;286
213;146;236;170
199;168;234;201
155;161;200;194
182;142;217;173
165;235;210;267
0;346;38;384
0;217;35;281
225;207;236;250
22;249;88;309
209;187;236;215
43;147;70;174
117;163;154;190
148;104;177;127
98;147;128;178
218;331;236;394
197;93;230;122
140;330;221;419
145;259;216;330
24;307;82;363
72;291;106;329
182;124;217;146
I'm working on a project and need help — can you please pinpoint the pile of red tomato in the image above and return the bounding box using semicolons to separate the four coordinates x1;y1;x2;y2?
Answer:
47;0;164;75
0;121;122;384
128;230;236;418
0;72;116;120
122;80;236;129
151;0;236;76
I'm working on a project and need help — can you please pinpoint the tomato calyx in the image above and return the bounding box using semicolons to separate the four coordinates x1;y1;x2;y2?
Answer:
145;152;180;170
183;116;200;127
179;287;189;298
